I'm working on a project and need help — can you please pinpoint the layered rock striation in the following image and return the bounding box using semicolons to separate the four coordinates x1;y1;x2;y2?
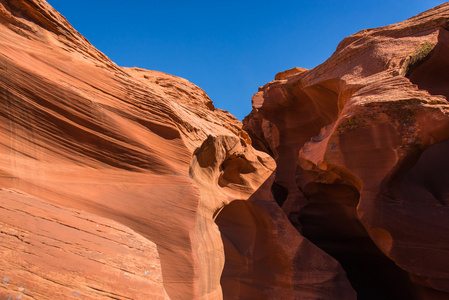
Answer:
0;0;356;299
244;3;449;299
2;0;449;299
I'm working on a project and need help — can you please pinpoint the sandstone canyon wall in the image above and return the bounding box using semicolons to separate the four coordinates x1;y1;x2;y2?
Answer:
0;0;354;299
244;3;449;299
0;0;448;299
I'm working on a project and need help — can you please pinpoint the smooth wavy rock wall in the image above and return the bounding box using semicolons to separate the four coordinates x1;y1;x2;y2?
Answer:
0;0;356;299
244;3;449;300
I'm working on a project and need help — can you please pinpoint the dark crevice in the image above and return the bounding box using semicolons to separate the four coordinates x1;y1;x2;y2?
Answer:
271;181;288;207
406;28;449;100
395;139;449;206
297;183;418;300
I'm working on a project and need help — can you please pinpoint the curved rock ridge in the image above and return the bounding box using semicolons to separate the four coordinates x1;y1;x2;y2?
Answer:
244;3;449;299
0;0;355;299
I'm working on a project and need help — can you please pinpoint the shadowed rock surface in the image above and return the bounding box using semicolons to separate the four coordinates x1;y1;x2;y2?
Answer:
244;3;449;299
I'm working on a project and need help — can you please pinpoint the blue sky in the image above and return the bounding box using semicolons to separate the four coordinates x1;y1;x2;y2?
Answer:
47;0;445;120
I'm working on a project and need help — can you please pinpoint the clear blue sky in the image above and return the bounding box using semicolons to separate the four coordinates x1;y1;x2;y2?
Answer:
47;0;445;120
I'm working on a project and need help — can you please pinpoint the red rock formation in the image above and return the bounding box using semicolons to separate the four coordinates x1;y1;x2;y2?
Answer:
244;3;449;299
0;188;168;299
274;67;308;80
0;0;355;299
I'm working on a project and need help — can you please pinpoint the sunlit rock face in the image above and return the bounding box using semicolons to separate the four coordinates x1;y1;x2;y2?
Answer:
244;3;449;299
2;0;449;299
0;0;356;299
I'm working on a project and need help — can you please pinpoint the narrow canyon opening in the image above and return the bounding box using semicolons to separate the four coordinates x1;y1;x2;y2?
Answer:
295;182;417;300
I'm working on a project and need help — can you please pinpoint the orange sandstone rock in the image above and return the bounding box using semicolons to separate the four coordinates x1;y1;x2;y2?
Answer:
244;3;449;299
0;188;168;299
274;67;308;80
0;0;355;299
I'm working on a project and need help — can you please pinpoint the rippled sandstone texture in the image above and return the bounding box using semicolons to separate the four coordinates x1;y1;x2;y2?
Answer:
244;3;449;300
0;0;356;299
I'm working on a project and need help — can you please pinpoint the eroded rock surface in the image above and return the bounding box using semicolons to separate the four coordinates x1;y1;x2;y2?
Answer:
3;0;448;299
0;188;168;300
244;3;449;299
0;0;355;299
